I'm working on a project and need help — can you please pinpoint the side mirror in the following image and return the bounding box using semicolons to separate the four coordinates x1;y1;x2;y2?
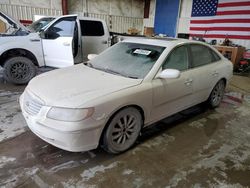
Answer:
39;30;45;39
87;54;98;60
157;69;180;79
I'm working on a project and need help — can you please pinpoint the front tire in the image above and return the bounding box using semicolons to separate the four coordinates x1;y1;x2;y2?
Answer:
3;56;37;85
102;107;142;154
208;80;225;108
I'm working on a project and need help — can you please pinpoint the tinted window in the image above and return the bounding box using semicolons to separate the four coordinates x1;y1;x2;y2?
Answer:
190;44;214;67
162;46;189;71
80;20;104;36
45;17;76;39
210;49;221;62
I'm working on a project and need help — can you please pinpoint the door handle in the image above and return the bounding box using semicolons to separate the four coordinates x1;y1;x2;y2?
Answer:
30;38;40;42
184;78;193;85
63;42;70;46
102;40;108;44
212;71;219;76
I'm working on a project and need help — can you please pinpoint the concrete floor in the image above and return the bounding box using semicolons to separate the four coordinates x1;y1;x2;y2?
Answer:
0;75;250;188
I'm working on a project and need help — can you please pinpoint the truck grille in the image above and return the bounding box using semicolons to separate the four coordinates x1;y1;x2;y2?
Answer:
23;91;44;116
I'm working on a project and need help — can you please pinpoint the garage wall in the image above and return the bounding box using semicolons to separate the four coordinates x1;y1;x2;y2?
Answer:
178;0;250;49
0;0;62;20
68;0;144;18
177;0;192;34
143;0;156;27
0;0;61;10
0;0;144;34
68;0;144;34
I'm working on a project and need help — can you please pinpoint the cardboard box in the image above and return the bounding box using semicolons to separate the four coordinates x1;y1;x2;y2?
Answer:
144;27;154;37
0;20;6;33
128;28;140;35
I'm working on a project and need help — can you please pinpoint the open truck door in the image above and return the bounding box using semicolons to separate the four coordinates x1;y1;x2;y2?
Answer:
41;15;78;68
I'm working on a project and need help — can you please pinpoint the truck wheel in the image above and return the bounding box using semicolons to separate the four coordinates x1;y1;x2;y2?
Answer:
3;56;37;85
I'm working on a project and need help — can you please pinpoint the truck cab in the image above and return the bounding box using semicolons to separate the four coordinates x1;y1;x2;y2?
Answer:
0;12;110;84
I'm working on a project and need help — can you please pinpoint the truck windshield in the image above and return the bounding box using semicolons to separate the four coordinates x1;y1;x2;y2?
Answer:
90;42;165;79
28;17;55;32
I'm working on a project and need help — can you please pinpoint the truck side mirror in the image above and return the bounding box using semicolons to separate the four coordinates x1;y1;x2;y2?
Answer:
39;30;45;39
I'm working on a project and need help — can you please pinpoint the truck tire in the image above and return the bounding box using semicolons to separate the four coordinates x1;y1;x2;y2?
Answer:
3;56;37;85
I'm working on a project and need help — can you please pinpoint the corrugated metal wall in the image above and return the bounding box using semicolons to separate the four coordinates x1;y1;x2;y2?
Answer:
0;4;62;21
0;4;143;34
72;11;143;34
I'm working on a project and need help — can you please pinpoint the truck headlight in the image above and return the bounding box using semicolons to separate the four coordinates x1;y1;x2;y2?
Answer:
47;107;94;122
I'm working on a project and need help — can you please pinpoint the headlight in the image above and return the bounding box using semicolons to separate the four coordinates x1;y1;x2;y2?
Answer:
47;107;94;122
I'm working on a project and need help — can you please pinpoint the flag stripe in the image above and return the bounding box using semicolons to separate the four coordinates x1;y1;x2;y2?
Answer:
190;30;250;36
191;15;250;20
218;1;250;7
190;23;250;28
216;10;250;15
219;0;250;3
190;34;250;40
217;6;250;11
190;19;250;24
190;27;250;31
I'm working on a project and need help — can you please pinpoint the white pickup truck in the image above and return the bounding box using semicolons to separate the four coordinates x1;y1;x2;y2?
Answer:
0;12;111;84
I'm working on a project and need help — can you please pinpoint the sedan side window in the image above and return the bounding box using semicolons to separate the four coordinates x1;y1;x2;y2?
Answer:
210;49;221;62
162;46;189;71
190;44;215;68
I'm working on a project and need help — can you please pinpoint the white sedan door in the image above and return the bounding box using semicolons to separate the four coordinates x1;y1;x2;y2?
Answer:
42;15;77;68
188;44;223;103
151;45;194;122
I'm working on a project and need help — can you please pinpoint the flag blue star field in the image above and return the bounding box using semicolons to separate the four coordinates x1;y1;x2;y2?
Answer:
189;0;250;40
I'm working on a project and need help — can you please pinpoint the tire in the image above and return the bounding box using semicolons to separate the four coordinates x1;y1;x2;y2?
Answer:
208;80;225;108
3;56;37;85
102;107;143;154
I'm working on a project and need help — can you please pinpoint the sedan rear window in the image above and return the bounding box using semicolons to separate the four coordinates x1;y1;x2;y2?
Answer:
90;42;165;79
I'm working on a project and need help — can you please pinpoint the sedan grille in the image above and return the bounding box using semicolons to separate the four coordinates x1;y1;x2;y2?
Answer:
23;91;44;116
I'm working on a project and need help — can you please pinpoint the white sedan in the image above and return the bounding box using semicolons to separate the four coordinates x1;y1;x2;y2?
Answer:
20;38;233;154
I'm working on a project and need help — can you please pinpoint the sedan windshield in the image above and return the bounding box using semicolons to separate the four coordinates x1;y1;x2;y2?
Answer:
90;42;165;79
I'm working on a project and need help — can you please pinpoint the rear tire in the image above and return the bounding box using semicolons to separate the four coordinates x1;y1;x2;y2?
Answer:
208;80;225;108
3;56;37;85
102;107;142;154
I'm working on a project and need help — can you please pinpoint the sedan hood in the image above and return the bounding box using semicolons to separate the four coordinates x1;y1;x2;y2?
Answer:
27;64;142;107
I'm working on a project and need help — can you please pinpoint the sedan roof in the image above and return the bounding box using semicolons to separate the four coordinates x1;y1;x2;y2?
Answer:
122;37;202;48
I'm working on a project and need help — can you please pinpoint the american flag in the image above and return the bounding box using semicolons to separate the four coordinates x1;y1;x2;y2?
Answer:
189;0;250;40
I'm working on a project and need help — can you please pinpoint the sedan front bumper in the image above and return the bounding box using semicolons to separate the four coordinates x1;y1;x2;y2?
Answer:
20;94;105;152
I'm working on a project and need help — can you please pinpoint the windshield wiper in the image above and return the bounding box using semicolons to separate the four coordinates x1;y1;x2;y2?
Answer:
104;68;138;79
87;66;138;79
104;68;123;76
126;76;138;79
